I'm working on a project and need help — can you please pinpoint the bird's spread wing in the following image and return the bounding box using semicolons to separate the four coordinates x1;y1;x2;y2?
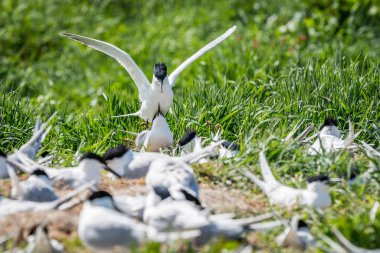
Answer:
61;33;151;100
168;26;237;87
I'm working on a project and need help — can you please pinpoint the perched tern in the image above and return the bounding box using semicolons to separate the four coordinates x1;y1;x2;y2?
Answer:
143;186;282;246
308;118;359;155
146;158;199;199
78;191;199;251
242;151;332;208
61;26;237;122
0;115;54;178
0;181;94;218
141;111;174;151
178;129;239;161
103;141;222;179
26;153;122;188
7;165;57;202
276;216;315;250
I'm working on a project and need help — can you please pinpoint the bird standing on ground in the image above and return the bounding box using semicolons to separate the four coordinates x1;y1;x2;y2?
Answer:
61;26;237;122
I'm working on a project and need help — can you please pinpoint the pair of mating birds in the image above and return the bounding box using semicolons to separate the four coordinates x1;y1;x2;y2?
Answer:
61;25;237;151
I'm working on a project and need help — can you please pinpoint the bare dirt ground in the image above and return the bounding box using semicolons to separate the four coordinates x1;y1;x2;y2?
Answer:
0;176;267;247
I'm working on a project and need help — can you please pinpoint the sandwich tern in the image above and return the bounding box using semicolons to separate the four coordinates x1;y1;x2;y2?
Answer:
140;111;173;151
78;190;199;251
31;153;121;188
61;26;236;122
0;181;94;218
242;151;332;208
7;164;57;202
103;141;222;179
308;118;359;155
143;186;282;246
178;129;239;161
146;158;199;199
0;114;55;178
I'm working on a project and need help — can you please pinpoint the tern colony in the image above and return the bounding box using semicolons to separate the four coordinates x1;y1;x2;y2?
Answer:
0;25;379;252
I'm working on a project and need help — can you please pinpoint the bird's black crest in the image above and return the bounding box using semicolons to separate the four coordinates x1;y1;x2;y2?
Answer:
178;129;197;146
0;150;6;158
79;152;106;164
103;145;129;161
321;117;338;130
40;151;50;157
307;174;330;183
221;141;239;151
88;191;113;201
180;189;203;209
153;186;171;200
298;219;308;229
349;167;360;180
31;169;49;178
153;62;167;81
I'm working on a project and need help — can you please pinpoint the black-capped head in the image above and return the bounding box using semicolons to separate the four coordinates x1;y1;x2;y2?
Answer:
178;129;197;147
221;141;240;151
153;62;167;81
40;151;50;157
79;153;106;165
103;145;129;161
320;117;338;130
180;189;203;209
31;169;49;178
297;219;308;229
88;190;113;202
307;174;330;183
153;186;171;200
0;150;6;158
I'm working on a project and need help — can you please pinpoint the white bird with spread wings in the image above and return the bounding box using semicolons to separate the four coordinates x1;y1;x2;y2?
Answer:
61;26;237;122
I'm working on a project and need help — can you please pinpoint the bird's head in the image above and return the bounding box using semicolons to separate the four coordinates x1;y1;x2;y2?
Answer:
153;62;167;92
80;152;121;178
320;117;340;138
103;145;132;176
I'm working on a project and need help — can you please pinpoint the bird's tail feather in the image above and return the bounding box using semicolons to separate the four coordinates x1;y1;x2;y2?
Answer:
112;111;140;118
6;164;23;199
242;168;267;193
331;228;373;253
259;151;278;185
343;121;360;148
249;220;288;231
181;140;224;164
40;180;96;211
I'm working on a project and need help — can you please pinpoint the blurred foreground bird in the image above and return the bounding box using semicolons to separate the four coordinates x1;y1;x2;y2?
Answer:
61;26;236;122
276;215;315;250
78;191;200;251
0;181;94;218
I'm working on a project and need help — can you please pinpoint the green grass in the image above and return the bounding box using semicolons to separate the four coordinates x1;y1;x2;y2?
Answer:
1;0;380;252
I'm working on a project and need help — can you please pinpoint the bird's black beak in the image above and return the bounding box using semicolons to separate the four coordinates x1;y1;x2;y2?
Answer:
104;165;122;179
160;81;163;93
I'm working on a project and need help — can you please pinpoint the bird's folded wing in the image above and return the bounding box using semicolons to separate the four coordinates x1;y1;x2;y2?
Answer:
61;33;151;100
168;26;237;87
